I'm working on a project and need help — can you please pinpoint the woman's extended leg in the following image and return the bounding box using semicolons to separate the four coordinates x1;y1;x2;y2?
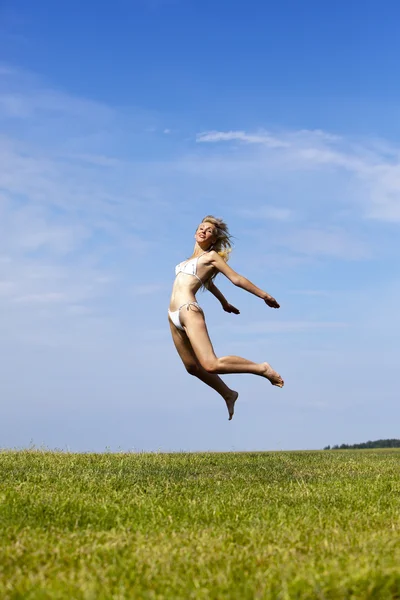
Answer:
180;306;284;386
169;318;239;419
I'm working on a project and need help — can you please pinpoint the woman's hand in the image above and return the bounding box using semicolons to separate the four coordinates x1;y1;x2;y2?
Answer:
263;294;280;309
223;302;240;314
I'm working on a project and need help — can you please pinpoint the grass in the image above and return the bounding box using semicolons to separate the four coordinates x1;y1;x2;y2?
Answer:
1;449;400;599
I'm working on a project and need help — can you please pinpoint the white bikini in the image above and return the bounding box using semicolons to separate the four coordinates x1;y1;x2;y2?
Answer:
168;251;209;331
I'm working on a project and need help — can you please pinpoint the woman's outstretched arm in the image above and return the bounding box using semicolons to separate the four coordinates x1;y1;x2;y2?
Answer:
209;251;280;308
208;281;240;314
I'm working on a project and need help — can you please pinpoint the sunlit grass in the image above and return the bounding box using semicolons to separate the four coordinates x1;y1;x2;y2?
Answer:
1;449;399;599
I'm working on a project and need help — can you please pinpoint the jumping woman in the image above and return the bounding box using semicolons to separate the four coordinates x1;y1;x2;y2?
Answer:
168;215;284;420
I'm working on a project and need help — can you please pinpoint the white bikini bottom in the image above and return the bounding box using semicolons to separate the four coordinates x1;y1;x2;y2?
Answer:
168;302;203;331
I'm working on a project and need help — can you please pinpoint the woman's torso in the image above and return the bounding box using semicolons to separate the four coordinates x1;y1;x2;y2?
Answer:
169;253;215;311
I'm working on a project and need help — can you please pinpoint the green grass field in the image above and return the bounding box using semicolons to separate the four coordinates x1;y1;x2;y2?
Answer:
1;449;400;599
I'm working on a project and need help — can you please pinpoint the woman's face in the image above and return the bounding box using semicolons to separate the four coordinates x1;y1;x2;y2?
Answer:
195;222;217;247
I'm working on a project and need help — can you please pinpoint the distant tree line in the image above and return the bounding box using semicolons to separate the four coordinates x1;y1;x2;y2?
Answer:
324;439;400;450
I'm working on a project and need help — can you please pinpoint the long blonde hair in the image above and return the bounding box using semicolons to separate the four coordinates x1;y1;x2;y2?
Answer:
199;215;233;288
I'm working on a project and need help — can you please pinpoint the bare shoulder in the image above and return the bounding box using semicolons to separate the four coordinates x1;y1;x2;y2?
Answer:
208;250;223;265
207;250;238;281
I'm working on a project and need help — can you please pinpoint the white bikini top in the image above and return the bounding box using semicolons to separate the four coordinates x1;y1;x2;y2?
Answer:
175;251;209;284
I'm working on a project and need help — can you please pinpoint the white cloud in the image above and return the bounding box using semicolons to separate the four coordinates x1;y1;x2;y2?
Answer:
0;66;17;75
14;292;67;304
0;203;89;255
197;128;400;223
237;206;293;221
131;283;166;296
70;153;121;167
289;290;329;296
0;93;30;117
0;281;15;296
216;320;348;335
197;130;288;148
0;255;110;313
0;87;114;121
275;227;371;260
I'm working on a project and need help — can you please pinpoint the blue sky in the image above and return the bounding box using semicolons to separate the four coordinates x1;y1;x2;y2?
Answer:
1;0;399;452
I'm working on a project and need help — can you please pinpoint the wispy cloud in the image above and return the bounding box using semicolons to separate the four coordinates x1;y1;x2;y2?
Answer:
0;203;89;254
275;227;371;260
131;283;166;296
14;292;67;304
0;280;15;296
70;153;121;167
289;290;329;296
0;66;18;76
237;206;294;221
197;128;400;223
216;320;348;335
197;130;288;148
0;82;114;121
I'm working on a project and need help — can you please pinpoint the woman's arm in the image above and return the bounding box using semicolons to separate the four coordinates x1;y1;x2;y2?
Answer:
208;281;240;314
209;251;280;308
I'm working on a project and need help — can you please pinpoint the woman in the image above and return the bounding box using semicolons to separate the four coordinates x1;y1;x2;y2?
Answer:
168;215;284;420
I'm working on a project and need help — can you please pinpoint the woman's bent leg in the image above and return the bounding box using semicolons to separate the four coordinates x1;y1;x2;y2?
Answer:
169;319;238;419
181;308;284;387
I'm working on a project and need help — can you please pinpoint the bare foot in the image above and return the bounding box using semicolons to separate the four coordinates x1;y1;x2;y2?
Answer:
262;362;284;387
225;391;239;421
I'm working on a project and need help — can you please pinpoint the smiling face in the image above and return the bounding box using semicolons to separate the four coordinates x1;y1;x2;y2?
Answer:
195;221;217;248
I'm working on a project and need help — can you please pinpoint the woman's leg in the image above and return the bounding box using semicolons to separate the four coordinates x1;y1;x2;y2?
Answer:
169;318;238;419
180;306;284;386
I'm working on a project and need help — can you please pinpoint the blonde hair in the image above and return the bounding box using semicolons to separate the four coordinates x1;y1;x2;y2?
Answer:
199;215;233;288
